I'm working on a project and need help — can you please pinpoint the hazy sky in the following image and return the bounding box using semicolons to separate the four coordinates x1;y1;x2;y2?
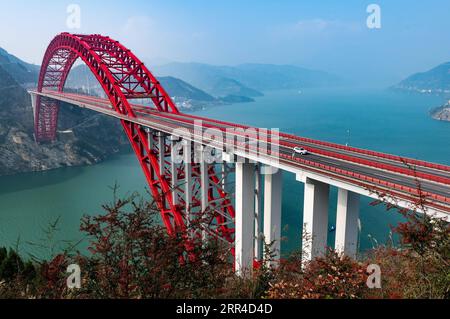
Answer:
0;0;449;86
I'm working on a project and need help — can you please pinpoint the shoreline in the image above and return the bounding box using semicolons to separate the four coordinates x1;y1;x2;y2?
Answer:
430;100;450;122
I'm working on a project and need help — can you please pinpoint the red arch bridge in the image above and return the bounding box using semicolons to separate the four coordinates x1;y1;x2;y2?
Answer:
29;33;450;274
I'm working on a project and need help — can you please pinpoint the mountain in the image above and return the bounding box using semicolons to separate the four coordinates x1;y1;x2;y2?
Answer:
67;65;214;102
158;76;215;101
65;65;252;111
159;76;231;111
152;62;342;93
218;95;254;103
65;64;105;97
0;64;128;176
209;77;263;98
392;62;450;95
0;65;32;127
0;47;39;86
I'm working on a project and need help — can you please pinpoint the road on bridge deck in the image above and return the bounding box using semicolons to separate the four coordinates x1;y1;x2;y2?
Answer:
30;90;450;214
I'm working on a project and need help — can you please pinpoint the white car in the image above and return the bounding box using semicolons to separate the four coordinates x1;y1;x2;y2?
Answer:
292;146;308;156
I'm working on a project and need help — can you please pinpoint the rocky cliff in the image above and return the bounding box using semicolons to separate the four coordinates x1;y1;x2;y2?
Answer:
0;65;128;176
430;101;450;122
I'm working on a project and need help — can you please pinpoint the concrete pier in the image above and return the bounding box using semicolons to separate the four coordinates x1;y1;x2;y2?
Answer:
263;168;282;264
335;189;360;258
235;161;256;275
302;178;330;261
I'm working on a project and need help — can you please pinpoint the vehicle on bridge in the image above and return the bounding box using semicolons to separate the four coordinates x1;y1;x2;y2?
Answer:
292;146;309;157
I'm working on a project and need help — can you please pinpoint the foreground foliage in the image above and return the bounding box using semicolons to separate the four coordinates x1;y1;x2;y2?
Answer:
0;192;448;299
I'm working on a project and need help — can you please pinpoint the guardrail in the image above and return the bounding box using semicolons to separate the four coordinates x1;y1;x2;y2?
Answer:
132;106;450;186
181;111;450;173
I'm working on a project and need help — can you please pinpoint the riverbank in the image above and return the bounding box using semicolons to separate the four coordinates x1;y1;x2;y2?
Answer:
430;101;450;122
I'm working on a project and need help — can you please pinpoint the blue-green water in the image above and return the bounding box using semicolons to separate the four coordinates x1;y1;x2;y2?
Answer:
0;88;449;258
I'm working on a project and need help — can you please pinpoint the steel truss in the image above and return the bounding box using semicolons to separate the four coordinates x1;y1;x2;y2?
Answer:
35;33;236;248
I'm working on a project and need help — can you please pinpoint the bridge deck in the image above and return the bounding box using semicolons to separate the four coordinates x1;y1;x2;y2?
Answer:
30;90;450;217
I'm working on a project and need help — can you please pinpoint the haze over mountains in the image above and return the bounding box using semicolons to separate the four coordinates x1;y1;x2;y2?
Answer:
0;44;344;105
65;64;253;111
392;62;450;122
66;65;216;104
65;61;344;111
0;44;346;175
152;62;342;93
392;62;450;95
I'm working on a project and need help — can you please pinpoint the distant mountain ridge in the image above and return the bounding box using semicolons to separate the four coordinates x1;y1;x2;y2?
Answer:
152;62;342;93
65;65;256;111
0;47;342;175
0;47;39;85
156;76;215;102
392;62;450;95
210;77;263;98
0;46;342;94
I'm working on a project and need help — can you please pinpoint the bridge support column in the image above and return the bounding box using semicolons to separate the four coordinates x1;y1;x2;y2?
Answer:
30;92;37;114
146;128;154;151
170;136;181;205
302;177;330;261
157;132;165;176
221;161;228;191
235;160;256;276
263;167;282;265
200;145;209;240
30;93;38;142
254;164;262;261
335;189;360;259
184;140;192;227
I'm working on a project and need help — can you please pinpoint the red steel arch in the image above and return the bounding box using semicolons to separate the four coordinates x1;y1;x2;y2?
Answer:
35;33;235;245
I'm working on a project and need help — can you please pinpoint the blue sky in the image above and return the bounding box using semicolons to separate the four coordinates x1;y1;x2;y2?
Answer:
0;0;449;86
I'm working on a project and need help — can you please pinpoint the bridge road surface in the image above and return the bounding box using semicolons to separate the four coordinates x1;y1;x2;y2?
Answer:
30;90;450;216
